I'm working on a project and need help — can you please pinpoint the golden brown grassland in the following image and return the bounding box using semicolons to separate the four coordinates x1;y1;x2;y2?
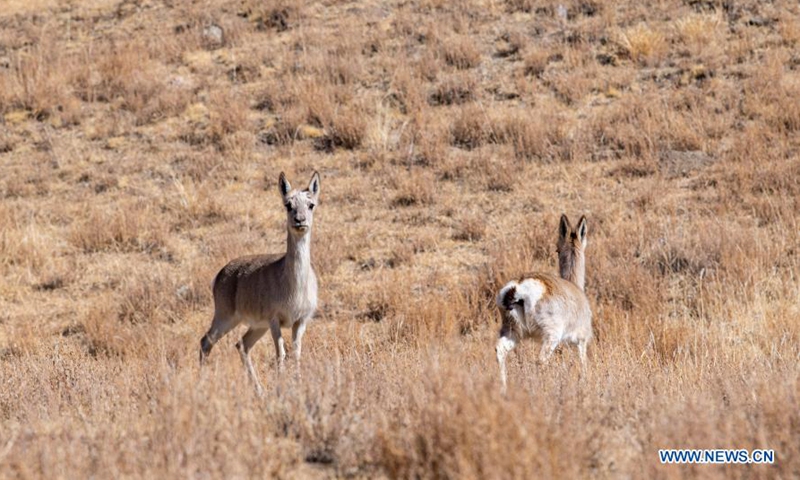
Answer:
1;0;799;478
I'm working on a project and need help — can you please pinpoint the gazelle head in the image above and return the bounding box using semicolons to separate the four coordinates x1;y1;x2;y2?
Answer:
557;214;588;290
279;171;321;237
557;214;587;254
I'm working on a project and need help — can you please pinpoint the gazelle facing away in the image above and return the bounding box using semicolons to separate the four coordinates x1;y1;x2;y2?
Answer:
495;214;592;393
200;171;321;394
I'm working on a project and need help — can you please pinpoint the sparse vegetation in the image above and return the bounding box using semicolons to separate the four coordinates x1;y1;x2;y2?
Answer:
1;0;799;478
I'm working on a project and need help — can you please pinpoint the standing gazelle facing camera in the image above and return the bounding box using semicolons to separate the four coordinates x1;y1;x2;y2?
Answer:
200;171;321;394
495;214;592;393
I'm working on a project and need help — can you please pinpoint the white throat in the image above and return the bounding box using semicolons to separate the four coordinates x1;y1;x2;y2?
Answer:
286;231;312;285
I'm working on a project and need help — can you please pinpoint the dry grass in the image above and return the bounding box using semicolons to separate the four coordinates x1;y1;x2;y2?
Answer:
2;0;800;478
617;24;668;66
440;35;482;70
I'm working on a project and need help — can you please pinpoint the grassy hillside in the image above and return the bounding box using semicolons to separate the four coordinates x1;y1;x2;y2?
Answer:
1;0;798;477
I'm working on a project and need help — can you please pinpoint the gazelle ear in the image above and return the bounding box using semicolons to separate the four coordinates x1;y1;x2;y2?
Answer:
559;214;571;240
576;215;588;245
279;172;292;198
307;171;320;200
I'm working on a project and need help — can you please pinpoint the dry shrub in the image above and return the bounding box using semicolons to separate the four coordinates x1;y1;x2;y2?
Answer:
0;128;15;153
251;79;285;113
429;73;477;106
0;210;63;276
69;205;167;255
441;35;482;69
206;90;252;151
375;364;591;479
587;93;661;159
168;177;229;228
364;103;403;159
82;109;131;142
659;113;705;153
391;170;436;207
416;50;443;82
747;158;800;197
585;217;664;329
290;37;365;87
450;104;488;149
617;24;668;65
674;12;723;55
244;0;305;31
208;90;250;138
262;106;305;145
290;82;371;152
0;36;79;119
318;105;369;151
741;54;800;133
117;266;206;325
0;352;305;476
497;110;566;161
322;44;365;86
497;30;528;58
379;272;475;342
78;303;138;358
778;13;800;46
398;110;450;168
504;0;604;17
545;67;597;105
449;106;569;160
296;81;339;129
473;155;517;192
266;368;372;467
391;66;427;114
608;160;657;179
503;0;537;13
523;48;550;77
172;17;244;61
221;131;258;162
86;42;192;124
453;214;486;242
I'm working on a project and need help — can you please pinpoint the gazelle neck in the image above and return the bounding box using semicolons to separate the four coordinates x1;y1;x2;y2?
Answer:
559;247;585;291
285;231;312;282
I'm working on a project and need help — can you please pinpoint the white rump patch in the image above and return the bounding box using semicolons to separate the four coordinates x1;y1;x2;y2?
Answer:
516;279;546;309
497;279;546;324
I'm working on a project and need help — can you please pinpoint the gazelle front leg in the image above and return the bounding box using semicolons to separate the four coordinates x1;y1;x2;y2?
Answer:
291;319;308;364
496;332;518;395
270;321;286;370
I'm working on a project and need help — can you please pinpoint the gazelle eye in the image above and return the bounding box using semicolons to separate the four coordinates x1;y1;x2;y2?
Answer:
284;203;292;211
308;203;315;211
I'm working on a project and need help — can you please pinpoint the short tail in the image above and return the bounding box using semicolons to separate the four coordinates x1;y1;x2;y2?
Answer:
496;282;526;336
497;282;521;311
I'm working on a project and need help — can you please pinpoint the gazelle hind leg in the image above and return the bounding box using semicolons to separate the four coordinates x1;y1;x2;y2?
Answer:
577;338;589;372
496;334;517;395
236;327;268;395
200;314;240;364
538;338;559;364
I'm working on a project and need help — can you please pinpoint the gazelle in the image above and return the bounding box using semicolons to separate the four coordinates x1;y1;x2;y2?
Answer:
495;214;592;393
200;171;321;394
